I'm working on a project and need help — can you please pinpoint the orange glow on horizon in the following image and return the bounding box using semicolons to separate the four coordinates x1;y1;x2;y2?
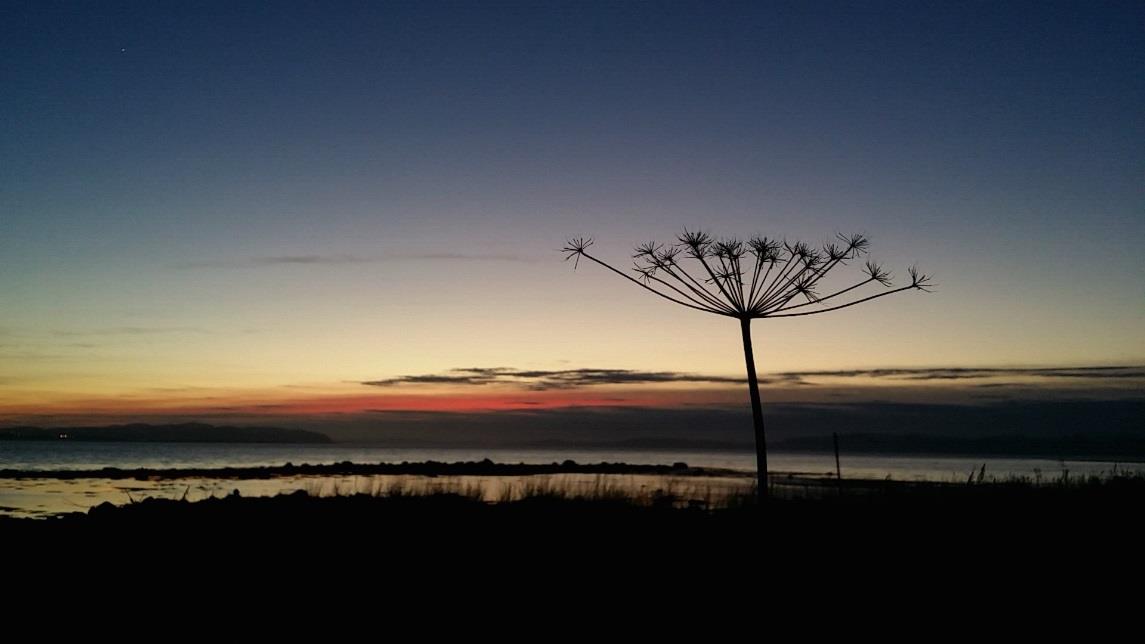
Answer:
0;384;749;423
4;367;1141;426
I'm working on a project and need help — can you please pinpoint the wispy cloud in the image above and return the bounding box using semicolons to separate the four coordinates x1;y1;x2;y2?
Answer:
173;252;537;269
361;364;1145;393
50;326;209;337
252;255;370;266
775;365;1145;381
363;367;745;391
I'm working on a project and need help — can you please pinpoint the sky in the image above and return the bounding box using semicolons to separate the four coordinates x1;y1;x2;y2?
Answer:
2;1;1143;437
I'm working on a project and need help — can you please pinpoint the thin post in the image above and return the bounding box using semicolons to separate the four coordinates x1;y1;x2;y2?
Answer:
833;431;842;490
740;317;768;501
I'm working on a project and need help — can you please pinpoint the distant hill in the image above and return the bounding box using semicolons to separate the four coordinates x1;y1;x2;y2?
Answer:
529;433;1145;461
773;432;1145;462
0;423;332;444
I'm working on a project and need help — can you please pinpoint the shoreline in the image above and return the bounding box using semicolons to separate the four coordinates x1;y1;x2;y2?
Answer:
2;452;1141;482
0;459;749;481
5;458;1142;522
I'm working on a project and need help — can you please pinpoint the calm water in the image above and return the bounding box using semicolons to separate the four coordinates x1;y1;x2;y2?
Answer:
0;442;754;472
0;441;1138;479
2;442;1140;518
4;440;1140;476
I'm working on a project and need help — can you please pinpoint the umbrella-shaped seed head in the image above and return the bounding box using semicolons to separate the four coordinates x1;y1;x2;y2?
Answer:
864;260;894;286
656;246;683;265
714;238;745;260
748;236;782;262
909;265;934;292
789;241;813;259
562;237;594;268
678;229;713;256
840;233;870;255
824;242;847;262
633;241;663;259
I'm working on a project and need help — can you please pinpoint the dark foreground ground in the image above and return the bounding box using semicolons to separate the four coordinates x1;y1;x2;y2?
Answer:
6;478;1144;618
6;475;1144;566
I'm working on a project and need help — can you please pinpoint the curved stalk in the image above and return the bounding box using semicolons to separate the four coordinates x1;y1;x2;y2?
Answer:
767;284;918;317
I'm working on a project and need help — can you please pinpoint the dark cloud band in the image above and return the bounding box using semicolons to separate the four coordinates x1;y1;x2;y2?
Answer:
362;364;1145;391
775;366;1145;381
363;367;745;391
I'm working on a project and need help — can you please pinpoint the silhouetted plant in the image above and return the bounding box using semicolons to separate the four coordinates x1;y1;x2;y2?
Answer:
564;230;932;500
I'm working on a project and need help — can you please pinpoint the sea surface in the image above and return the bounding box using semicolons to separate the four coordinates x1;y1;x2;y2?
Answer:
1;441;1139;477
2;441;1140;519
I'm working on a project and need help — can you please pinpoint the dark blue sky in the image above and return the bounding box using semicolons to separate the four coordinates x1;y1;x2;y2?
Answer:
6;2;1141;244
2;1;1143;406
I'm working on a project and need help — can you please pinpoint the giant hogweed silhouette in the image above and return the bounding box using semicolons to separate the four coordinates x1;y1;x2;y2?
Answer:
564;230;932;499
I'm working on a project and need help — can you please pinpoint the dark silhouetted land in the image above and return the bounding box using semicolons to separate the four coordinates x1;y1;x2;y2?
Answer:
5;473;1141;571
771;431;1145;462
0;458;712;481
0;422;331;443
6;468;1141;587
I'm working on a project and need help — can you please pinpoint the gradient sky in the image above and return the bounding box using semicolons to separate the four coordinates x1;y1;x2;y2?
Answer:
2;1;1143;427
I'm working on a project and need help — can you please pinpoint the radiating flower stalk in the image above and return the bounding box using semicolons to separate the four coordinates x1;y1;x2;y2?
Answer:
563;230;932;501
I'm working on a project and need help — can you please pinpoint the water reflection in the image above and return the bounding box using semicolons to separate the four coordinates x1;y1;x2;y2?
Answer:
0;473;756;519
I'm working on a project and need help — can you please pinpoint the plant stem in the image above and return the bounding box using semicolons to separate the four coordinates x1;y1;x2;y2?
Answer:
740;317;768;501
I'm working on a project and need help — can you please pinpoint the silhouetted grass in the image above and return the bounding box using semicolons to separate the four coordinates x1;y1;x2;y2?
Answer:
298;473;730;508
284;468;1145;511
5;470;1143;578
